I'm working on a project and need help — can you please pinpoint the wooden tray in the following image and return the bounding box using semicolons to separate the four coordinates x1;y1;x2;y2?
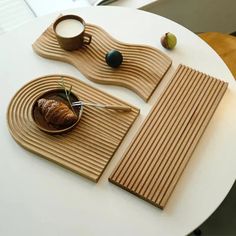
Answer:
7;75;139;182
109;64;228;209
32;23;172;102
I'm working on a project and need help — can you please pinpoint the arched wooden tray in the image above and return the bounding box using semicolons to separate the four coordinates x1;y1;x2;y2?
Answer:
32;23;172;102
7;75;139;182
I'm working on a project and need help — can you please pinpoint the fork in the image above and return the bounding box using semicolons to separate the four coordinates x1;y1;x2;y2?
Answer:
72;101;131;111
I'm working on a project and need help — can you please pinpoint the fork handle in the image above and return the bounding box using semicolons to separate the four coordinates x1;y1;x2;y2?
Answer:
103;105;131;111
72;102;131;111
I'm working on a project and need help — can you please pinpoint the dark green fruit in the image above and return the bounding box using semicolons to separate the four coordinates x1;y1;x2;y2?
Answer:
105;50;123;68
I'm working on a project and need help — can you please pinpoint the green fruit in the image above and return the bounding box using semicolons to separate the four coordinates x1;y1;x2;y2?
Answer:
161;32;177;49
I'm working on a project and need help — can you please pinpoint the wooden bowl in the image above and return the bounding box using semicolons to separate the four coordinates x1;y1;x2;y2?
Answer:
32;89;82;134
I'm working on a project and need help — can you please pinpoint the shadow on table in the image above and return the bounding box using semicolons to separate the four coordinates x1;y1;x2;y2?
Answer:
189;181;236;236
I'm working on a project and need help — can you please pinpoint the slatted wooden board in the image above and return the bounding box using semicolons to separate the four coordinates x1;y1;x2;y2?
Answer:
32;22;172;102
7;75;139;182
109;64;228;209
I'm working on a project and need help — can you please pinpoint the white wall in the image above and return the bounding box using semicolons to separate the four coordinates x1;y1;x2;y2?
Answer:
142;0;236;33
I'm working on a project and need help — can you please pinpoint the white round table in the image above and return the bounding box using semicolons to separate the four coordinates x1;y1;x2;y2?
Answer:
0;6;235;236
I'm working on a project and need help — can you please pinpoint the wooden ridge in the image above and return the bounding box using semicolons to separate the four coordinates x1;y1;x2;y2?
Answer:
7;75;139;182
109;64;228;209
32;23;172;102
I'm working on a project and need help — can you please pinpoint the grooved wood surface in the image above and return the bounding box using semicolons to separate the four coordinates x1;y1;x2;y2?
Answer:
32;23;172;102
7;75;139;182
109;64;228;209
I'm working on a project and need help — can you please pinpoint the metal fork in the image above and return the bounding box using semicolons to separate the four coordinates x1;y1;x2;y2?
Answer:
72;101;131;111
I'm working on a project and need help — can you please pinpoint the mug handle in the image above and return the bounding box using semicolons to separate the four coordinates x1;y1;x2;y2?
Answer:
83;33;92;45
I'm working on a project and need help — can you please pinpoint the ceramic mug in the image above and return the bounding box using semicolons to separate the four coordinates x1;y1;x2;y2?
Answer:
53;15;92;51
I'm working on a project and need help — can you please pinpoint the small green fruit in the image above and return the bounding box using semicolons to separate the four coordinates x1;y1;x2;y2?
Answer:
161;32;177;49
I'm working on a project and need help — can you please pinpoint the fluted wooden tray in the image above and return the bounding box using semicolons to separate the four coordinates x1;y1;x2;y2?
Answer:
109;64;228;209
32;23;172;102
7;75;139;182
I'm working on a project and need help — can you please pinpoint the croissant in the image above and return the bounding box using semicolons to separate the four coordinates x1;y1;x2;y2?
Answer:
37;98;78;127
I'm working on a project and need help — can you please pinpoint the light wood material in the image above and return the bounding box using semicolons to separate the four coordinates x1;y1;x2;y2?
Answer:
32;23;172;102
7;75;139;182
109;64;228;209
199;32;236;80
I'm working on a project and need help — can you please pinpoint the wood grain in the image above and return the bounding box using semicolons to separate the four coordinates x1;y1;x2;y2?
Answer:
199;32;236;80
7;75;139;182
32;23;172;102
109;64;228;209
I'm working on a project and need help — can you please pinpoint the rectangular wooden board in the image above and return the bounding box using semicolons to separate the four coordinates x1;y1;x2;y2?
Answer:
109;64;228;208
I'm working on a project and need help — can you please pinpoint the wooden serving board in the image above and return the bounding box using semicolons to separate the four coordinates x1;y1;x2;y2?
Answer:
7;75;139;182
109;64;228;209
32;23;172;102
